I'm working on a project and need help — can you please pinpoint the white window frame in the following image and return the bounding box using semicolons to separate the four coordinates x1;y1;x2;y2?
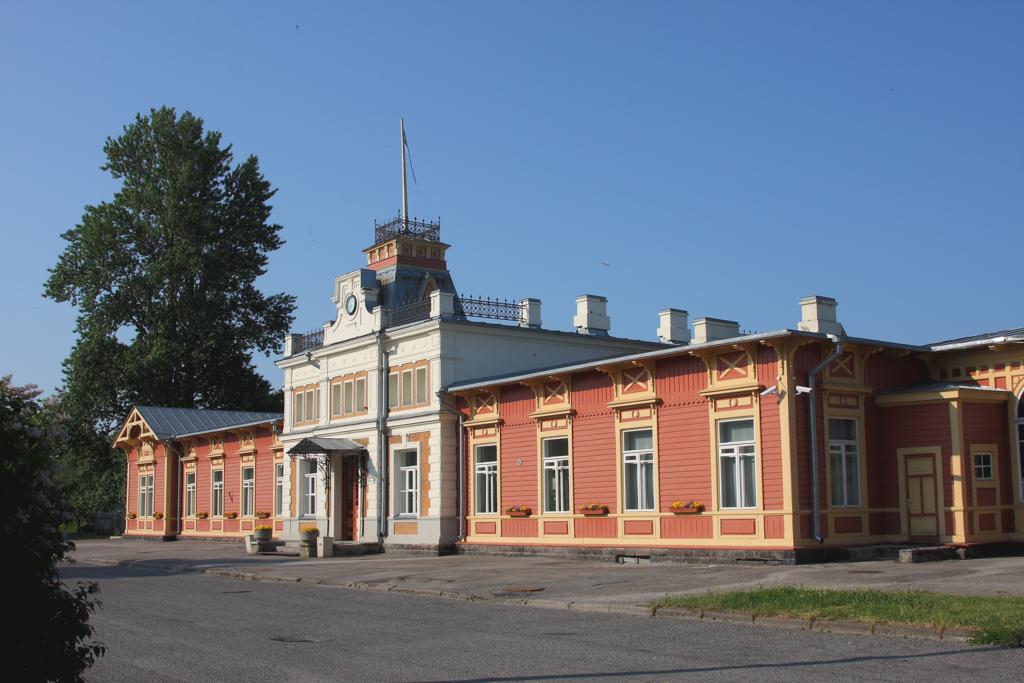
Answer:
401;370;414;407
718;418;757;509
974;452;993;481
355;376;366;412
622;429;655;512
475;444;498;515
302;459;317;517
185;472;196;517
294;391;305;426
331;382;342;417
139;474;154;517
274;462;285;516
828;418;861;507
305;388;315;422
415;366;428;405
212;469;224;517
394;448;420;517
388;372;399;408
542;437;570;513
242;466;255;517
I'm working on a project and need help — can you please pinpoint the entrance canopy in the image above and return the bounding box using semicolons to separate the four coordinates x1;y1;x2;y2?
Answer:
287;436;367;456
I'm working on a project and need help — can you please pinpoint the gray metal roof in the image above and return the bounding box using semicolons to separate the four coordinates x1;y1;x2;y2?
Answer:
929;327;1024;351
287;436;367;455
135;406;282;440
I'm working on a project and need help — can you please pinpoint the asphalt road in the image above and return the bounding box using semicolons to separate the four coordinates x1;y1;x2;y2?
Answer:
64;564;1021;682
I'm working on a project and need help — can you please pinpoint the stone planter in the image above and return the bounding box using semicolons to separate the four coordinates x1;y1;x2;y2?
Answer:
253;528;272;542
299;530;319;547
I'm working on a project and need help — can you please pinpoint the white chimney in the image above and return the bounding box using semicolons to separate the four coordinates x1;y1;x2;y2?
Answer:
657;309;690;344
573;294;611;336
692;317;740;344
797;295;845;336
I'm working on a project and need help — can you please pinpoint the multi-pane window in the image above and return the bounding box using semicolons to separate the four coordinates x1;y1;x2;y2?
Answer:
828;418;861;507
718;419;756;509
242;467;255;517
623;429;655;511
395;450;419;516
185;472;196;517
415;367;428;404
212;469;224;517
974;453;993;481
475;445;498;514
302;460;317;517
543;438;570;513
331;376;367;417
388;372;399;408
401;370;414;407
293;386;317;425
274;463;285;516
389;364;430;409
139;474;154;517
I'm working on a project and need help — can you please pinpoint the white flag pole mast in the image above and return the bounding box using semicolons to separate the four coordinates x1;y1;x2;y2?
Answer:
401;117;409;225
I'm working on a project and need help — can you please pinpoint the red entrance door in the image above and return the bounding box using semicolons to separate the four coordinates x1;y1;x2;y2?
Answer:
340;460;358;541
904;454;939;542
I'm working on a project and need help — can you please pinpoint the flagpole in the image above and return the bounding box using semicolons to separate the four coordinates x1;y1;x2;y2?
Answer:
401;117;408;225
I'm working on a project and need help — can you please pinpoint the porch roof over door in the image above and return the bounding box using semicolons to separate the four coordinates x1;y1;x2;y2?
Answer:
287;436;367;456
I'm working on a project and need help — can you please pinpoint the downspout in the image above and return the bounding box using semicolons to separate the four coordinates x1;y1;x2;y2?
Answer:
808;334;844;544
177;441;183;539
375;331;391;544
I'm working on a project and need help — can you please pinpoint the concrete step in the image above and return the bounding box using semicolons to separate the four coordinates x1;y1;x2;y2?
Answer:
898;546;961;563
845;544;908;562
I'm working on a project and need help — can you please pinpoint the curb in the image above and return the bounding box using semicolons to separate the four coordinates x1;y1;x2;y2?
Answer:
73;558;975;643
650;605;974;643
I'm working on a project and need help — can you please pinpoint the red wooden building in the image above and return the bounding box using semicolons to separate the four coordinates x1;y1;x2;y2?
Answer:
116;407;283;539
448;302;1023;562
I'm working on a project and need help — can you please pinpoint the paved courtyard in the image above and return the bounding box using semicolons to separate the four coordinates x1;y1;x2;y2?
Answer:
64;563;1024;682
71;539;1024;609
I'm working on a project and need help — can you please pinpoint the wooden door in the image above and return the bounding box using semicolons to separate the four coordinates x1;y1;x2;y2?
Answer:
341;460;357;541
905;454;939;542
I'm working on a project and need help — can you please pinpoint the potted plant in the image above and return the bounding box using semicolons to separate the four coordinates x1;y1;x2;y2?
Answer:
670;501;705;515
225;511;238;520
579;503;609;516
253;524;273;542
255;510;272;519
196;511;209;520
299;524;320;546
153;511;164;520
127;512;138;520
507;505;532;518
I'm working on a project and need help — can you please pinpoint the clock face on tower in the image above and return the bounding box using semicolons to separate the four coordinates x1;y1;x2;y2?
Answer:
345;294;358;316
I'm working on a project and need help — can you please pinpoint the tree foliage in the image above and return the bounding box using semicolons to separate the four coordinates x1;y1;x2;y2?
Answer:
2;376;104;681
44;107;295;523
46;106;295;430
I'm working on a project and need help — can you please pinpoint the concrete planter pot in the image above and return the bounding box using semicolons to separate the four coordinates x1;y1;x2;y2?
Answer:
253;528;272;542
299;530;319;546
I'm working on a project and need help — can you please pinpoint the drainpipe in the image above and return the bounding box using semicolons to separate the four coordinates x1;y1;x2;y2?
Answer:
807;334;844;544
375;332;391;544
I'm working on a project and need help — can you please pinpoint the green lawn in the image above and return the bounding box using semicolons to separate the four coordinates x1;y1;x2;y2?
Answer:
653;586;1024;646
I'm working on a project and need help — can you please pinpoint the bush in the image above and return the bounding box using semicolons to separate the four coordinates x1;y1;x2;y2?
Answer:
2;376;104;680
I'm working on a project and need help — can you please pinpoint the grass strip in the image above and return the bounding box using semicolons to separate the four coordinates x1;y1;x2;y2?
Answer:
652;587;1024;647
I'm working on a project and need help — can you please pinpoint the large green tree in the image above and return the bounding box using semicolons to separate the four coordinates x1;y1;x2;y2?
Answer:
45;107;295;520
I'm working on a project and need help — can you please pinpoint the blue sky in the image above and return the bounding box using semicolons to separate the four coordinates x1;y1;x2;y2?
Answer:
2;2;1021;395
